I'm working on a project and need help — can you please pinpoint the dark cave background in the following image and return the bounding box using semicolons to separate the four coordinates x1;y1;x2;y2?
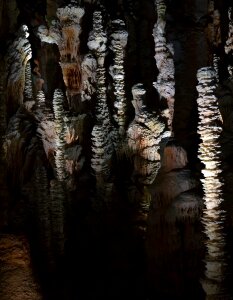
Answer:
0;0;233;299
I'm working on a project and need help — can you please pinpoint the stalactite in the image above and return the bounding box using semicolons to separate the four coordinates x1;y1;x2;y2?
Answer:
109;19;128;136
153;0;175;132
196;67;229;298
53;89;67;181
38;5;84;103
88;11;113;183
6;25;32;109
127;83;167;185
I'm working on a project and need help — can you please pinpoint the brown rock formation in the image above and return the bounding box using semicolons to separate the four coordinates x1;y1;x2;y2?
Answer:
0;234;42;300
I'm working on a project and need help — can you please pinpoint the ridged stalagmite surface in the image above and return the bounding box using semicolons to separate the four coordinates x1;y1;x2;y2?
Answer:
109;19;128;136
196;67;229;298
53;89;66;181
88;11;113;180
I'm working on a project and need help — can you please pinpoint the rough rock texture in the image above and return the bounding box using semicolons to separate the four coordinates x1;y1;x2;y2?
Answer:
153;0;175;131
0;234;42;300
127;83;166;185
225;7;233;56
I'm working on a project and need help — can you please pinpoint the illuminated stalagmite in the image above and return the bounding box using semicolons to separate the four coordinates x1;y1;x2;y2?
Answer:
153;0;175;131
88;11;113;181
24;62;33;102
109;19;128;136
6;25;32;108
53;89;67;181
127;83;166;185
196;67;229;298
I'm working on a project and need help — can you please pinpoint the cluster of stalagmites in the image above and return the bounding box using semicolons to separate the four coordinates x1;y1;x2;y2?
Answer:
6;25;32;108
153;0;175;131
35;89;85;185
127;83;167;185
196;67;228;298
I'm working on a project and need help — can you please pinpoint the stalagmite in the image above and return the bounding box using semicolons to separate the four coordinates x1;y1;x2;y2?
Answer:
50;179;65;258
35;90;56;158
34;165;53;267
225;8;233;56
127;83;167;185
153;0;175;131
109;19;128;136
196;67;229;298
53;89;67;181
213;54;220;83
88;11;113;181
24;62;33;102
6;25;32;108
